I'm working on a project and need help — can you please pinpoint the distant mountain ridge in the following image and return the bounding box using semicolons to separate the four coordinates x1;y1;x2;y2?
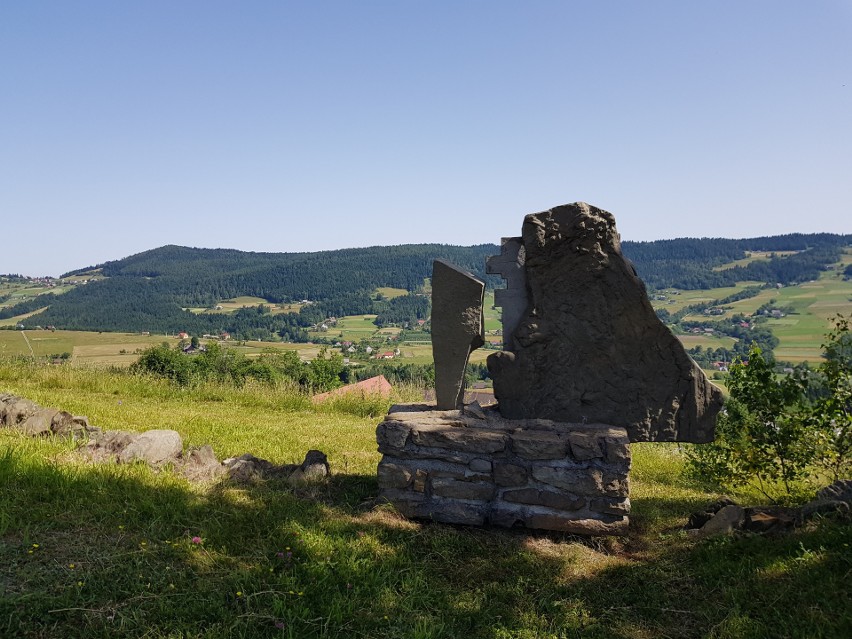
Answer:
3;233;849;338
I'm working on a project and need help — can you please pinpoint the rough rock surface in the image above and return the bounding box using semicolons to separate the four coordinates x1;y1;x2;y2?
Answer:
687;486;851;538
1;393;331;487
223;450;330;484
431;259;485;409
117;429;183;465
181;445;227;482
487;202;723;443
20;408;60;437
376;403;631;535
0;395;40;427
801;479;852;518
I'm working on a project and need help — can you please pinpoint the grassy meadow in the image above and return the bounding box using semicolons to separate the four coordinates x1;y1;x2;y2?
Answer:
2;361;850;638
652;250;852;364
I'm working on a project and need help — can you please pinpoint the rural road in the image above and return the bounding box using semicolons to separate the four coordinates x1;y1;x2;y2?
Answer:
20;330;34;357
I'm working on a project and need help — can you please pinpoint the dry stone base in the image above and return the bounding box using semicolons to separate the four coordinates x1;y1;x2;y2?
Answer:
376;404;631;535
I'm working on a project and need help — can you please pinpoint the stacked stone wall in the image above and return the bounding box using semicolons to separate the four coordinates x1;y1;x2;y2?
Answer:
376;404;631;535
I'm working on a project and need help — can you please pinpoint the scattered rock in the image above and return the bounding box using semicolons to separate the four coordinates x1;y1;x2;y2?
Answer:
224;450;330;485
743;507;797;534
687;481;852;538
697;504;745;537
181;445;226;482
463;400;486;420
801;479;852;519
50;412;99;440
117;429;183;466
223;455;265;483
20;408;60;436
0;394;319;494
687;496;738;529
84;430;137;461
223;453;298;483
293;449;330;481
1;397;40;427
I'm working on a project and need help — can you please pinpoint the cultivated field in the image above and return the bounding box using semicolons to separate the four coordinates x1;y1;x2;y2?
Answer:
653;250;852;363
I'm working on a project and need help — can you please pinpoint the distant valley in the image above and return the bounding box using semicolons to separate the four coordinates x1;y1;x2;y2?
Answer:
1;234;850;374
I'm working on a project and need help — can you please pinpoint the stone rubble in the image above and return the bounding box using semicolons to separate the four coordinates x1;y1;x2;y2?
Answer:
0;392;328;486
686;483;852;538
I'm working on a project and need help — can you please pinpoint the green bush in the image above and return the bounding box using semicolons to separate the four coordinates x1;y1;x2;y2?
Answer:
686;315;852;502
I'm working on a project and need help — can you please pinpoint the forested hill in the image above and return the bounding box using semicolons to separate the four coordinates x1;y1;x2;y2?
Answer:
65;244;502;306
624;233;851;289
3;233;849;337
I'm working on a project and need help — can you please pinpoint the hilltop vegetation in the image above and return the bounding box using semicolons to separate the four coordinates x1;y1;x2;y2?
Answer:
625;233;850;289
1;234;849;341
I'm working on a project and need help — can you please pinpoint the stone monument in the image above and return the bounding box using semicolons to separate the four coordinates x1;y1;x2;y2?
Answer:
431;259;485;409
487;202;723;443
376;202;722;535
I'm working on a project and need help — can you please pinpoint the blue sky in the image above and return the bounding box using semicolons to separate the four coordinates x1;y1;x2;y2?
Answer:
2;1;850;276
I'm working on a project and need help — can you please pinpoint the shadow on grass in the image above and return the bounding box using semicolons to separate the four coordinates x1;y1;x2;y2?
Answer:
1;447;850;639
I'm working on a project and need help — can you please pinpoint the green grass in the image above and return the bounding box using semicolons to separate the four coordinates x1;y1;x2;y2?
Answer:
375;287;409;300
765;268;852;363
1;361;851;638
711;250;799;272
649;283;765;315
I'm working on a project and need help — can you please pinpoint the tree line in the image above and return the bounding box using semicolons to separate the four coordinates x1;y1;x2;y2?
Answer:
3;234;848;335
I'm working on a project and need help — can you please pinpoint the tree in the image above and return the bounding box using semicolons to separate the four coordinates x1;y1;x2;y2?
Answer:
806;315;852;481
131;344;193;385
306;347;344;392
686;316;852;501
685;345;814;500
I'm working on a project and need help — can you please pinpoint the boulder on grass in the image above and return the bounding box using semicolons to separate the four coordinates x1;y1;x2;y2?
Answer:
117;429;183;466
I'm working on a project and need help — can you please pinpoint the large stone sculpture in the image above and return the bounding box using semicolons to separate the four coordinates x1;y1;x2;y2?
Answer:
376;201;722;535
487;202;723;443
431;259;485;409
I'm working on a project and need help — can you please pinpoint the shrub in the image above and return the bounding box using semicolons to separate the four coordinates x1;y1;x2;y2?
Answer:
685;345;815;501
686;315;852;501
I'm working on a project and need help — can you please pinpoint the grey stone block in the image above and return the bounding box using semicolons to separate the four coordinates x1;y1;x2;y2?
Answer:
532;466;605;496
567;432;603;460
430;477;495;501
469;458;492;473
118;429;183;466
493;462;528;487
377;461;413;489
503;488;585;511
431;259;485;409
511;431;569;460
376;421;410;449
411;425;506;453
590;497;631;515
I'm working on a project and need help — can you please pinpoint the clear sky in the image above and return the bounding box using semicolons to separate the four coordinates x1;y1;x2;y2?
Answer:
2;1;850;276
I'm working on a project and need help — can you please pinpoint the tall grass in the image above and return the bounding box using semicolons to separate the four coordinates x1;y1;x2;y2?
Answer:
2;359;851;638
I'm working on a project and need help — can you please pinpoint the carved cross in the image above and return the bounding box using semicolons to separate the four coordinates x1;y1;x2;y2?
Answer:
486;237;529;351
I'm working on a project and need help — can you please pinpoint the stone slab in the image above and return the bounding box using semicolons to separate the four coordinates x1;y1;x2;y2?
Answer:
431;259;485;409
